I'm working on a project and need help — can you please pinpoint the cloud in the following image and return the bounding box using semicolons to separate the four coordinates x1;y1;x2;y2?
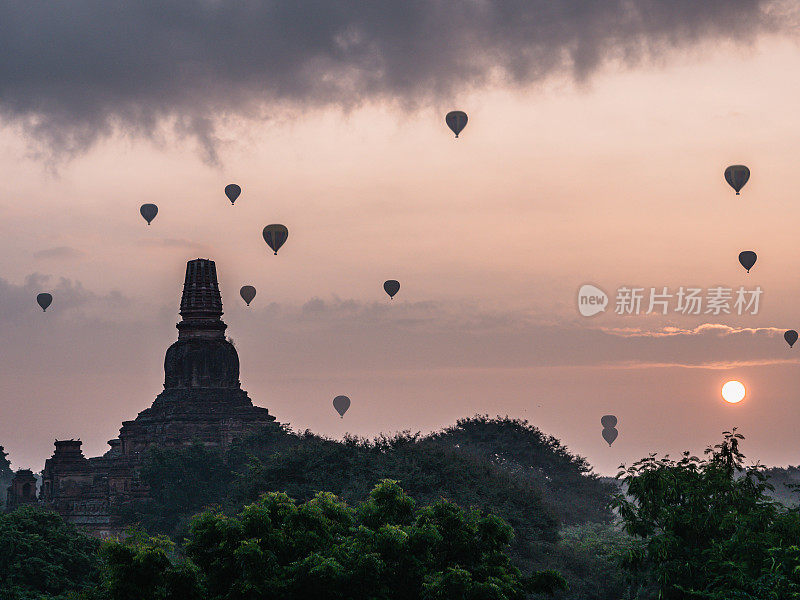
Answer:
0;1;786;162
0;278;790;374
0;274;131;324
226;296;793;373
2;286;796;469
600;323;785;338
32;246;84;260
608;358;800;370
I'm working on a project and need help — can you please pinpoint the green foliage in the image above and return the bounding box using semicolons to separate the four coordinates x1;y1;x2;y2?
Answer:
103;480;566;600
100;530;202;600
0;445;12;480
117;440;229;533
0;445;12;511
231;430;561;557
121;416;612;567
428;415;616;525
613;430;800;599
547;523;656;600
109;417;614;596
0;505;101;599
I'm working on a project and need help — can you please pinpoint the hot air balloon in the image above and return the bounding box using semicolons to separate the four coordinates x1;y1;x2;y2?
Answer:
262;224;288;255
739;251;757;273
384;280;400;299
225;184;241;204
333;395;350;418
724;165;750;195
140;203;158;225
240;285;256;306
445;111;468;138
36;293;52;312
601;415;617;429
602;428;618;446
785;330;798;348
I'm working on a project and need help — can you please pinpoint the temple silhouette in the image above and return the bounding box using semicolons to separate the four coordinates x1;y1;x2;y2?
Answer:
5;259;276;536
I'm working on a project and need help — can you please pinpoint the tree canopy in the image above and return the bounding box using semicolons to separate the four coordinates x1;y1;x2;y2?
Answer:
0;445;11;480
0;445;12;511
102;480;566;600
0;505;101;599
120;415;612;567
613;430;800;599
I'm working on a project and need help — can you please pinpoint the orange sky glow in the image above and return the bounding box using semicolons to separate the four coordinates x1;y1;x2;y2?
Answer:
2;34;800;475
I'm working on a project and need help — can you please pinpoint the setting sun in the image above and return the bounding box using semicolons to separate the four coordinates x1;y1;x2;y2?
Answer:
722;381;746;404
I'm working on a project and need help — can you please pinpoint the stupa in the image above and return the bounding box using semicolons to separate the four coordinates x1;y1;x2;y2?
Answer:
7;259;276;536
117;258;274;453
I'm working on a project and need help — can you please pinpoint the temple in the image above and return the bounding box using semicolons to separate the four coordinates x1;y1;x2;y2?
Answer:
6;259;276;536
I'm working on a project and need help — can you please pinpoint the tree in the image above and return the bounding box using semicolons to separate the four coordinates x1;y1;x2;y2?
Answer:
0;505;101;599
0;445;12;511
126;416;609;561
549;522;656;600
117;417;613;594
612;430;800;599
100;530;202;600
427;416;616;525
103;480;566;600
0;445;11;480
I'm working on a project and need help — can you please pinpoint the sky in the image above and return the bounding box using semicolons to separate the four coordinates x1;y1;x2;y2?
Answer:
2;1;800;475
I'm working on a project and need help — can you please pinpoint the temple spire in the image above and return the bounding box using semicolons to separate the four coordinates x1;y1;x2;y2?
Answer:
177;258;226;339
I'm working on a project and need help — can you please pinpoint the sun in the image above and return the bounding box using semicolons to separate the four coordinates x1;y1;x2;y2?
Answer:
721;380;746;404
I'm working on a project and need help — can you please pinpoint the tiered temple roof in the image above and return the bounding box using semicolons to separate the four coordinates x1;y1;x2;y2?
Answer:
8;259;277;537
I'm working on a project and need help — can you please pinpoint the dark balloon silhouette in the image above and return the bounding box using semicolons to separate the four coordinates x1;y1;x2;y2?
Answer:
602;427;618;446
225;184;241;204
785;330;798;348
600;415;617;428
262;224;288;255
36;293;52;312
445;111;468;138
724;165;750;195
140;203;158;225
240;285;256;306
738;251;757;273
333;395;350;418
384;280;400;299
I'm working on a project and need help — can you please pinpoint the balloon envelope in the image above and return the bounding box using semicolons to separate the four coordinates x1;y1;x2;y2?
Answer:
140;203;158;225
445;111;468;138
262;224;288;255
225;184;241;204
724;165;750;194
240;285;256;306
36;293;52;312
333;395;350;418
602;427;618;446
738;251;757;272
601;415;617;428
785;330;798;348
384;280;400;299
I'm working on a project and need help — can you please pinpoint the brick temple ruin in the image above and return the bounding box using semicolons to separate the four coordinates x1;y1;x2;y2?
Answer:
5;259;277;536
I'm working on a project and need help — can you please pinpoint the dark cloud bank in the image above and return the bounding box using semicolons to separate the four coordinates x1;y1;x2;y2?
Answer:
0;1;785;162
